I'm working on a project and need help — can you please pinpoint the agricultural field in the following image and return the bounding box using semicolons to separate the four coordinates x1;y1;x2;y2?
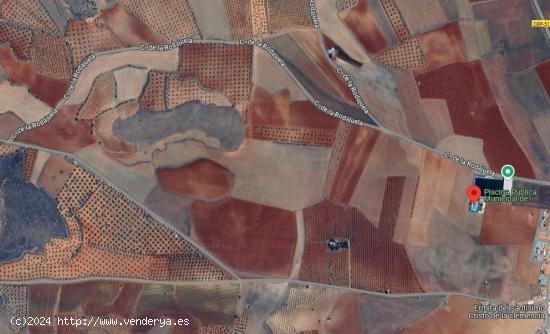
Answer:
0;0;548;332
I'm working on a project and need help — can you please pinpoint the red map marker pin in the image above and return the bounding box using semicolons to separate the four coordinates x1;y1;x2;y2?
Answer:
467;185;481;203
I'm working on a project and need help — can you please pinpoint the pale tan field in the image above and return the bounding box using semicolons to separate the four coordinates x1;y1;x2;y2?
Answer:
66;48;179;106
152;138;331;211
395;0;447;35
113;66;148;103
394;70;453;147
350;133;422;225
0;81;51;123
75;143;158;202
28;150;50;185
252;48;307;101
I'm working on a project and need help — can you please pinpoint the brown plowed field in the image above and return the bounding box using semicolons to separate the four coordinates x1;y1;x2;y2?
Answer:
38;156;76;198
0;111;24;139
536;60;550;97
340;0;388;54
301;177;423;293
480;204;539;245
28;284;58;317
249;87;339;145
190;197;297;277
28;281;244;333
102;4;167;47
19;105;95;153
415;22;466;75
327;125;380;204
92;102;137;155
156;158;233;201
78;72;117;120
0;45;67;107
415;61;535;178
249;88;339;130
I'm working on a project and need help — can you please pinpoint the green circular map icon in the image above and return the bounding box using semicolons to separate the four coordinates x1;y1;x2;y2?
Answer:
501;164;515;180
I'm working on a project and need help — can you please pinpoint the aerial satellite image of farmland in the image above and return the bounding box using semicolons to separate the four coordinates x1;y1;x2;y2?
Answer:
0;0;549;333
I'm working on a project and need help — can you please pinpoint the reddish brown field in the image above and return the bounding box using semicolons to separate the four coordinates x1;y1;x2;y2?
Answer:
249;88;339;130
322;294;365;334
156;158;233;201
340;0;388;54
248;87;339;145
289;290;365;333
77;72;116;120
0;45;67;107
102;4;167;46
92;101;137;155
415;61;535;178
327;125;380;204
480;204;539;245
300;177;423;293
536;60;550;97
59;281;121;312
190;197;297;277
25;276;244;332
415;22;465;75
28;285;59;317
0;111;24;138
19;105;95;153
38;156;76;198
58;281;143;319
